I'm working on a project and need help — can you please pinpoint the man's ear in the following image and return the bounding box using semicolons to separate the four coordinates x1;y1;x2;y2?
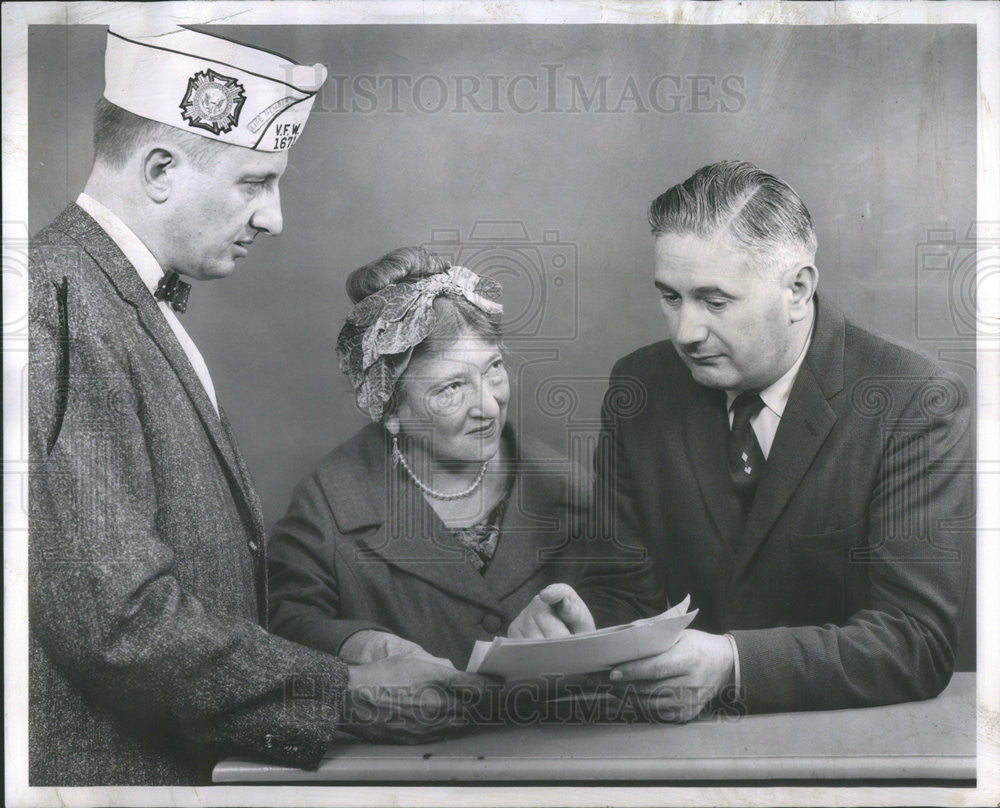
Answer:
786;261;818;323
141;147;177;203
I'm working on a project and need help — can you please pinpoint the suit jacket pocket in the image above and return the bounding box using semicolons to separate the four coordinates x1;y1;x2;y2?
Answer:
788;519;866;622
789;519;865;553
47;276;71;455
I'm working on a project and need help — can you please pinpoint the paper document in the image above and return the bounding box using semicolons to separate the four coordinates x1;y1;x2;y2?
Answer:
466;595;697;679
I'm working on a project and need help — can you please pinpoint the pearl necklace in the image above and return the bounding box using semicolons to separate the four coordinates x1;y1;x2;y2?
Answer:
392;436;489;500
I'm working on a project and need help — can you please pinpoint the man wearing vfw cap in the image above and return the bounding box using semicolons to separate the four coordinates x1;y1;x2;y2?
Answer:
29;26;480;786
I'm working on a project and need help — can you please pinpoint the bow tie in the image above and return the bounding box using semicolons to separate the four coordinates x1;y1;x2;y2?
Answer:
154;271;191;314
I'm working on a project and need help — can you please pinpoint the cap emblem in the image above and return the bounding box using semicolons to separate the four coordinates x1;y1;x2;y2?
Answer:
179;69;247;135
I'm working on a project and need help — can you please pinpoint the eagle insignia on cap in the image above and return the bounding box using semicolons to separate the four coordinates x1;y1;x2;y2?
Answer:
179;69;247;135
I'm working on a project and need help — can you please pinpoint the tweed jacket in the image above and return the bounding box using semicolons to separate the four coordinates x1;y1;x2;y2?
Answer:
579;297;974;713
268;423;590;669
28;204;349;785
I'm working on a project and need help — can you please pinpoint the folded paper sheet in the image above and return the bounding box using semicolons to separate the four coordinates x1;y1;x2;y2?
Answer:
466;595;698;679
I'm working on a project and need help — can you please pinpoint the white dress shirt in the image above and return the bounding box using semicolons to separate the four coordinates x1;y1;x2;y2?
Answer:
76;193;219;416
725;322;814;459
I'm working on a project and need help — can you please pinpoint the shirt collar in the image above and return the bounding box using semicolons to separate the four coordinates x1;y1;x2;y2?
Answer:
726;312;815;419
76;193;165;297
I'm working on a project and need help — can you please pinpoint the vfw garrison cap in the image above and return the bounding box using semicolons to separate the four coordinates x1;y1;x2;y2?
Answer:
104;26;328;152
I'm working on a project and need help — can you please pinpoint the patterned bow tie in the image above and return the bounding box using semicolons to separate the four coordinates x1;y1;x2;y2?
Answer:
154;271;191;314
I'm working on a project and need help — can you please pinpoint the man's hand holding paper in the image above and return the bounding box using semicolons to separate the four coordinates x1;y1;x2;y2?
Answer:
471;590;697;680
502;586;731;722
608;629;736;723
344;653;489;744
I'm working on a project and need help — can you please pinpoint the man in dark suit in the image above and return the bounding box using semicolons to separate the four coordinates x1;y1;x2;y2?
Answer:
523;161;973;720
29;25;478;785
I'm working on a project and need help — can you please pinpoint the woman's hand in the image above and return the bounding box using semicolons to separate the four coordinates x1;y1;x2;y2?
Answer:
508;583;596;639
340;629;433;664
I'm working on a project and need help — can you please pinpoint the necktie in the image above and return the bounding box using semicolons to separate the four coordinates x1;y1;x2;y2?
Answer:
729;391;766;505
154;271;191;313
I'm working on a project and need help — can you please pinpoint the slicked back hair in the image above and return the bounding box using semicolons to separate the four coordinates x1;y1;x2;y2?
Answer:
648;161;817;275
93;98;228;171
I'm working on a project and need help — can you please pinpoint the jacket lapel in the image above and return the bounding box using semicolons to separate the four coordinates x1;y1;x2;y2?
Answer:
219;405;268;624
358;483;507;613
481;439;565;599
340;427;506;612
679;380;744;551
218;407;266;540
733;298;845;576
53;205;264;545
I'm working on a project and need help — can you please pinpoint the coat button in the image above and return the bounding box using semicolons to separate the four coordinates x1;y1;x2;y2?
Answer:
263;733;276;750
284;744;299;756
248;539;260;554
482;614;502;633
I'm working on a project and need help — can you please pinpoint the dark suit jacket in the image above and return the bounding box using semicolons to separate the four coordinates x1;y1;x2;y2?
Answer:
268;423;590;669
579;297;973;713
29;205;349;785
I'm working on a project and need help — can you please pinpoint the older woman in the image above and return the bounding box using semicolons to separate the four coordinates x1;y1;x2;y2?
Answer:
267;247;592;669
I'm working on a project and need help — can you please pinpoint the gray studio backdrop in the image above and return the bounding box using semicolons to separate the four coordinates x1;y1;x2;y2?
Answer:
29;23;977;668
